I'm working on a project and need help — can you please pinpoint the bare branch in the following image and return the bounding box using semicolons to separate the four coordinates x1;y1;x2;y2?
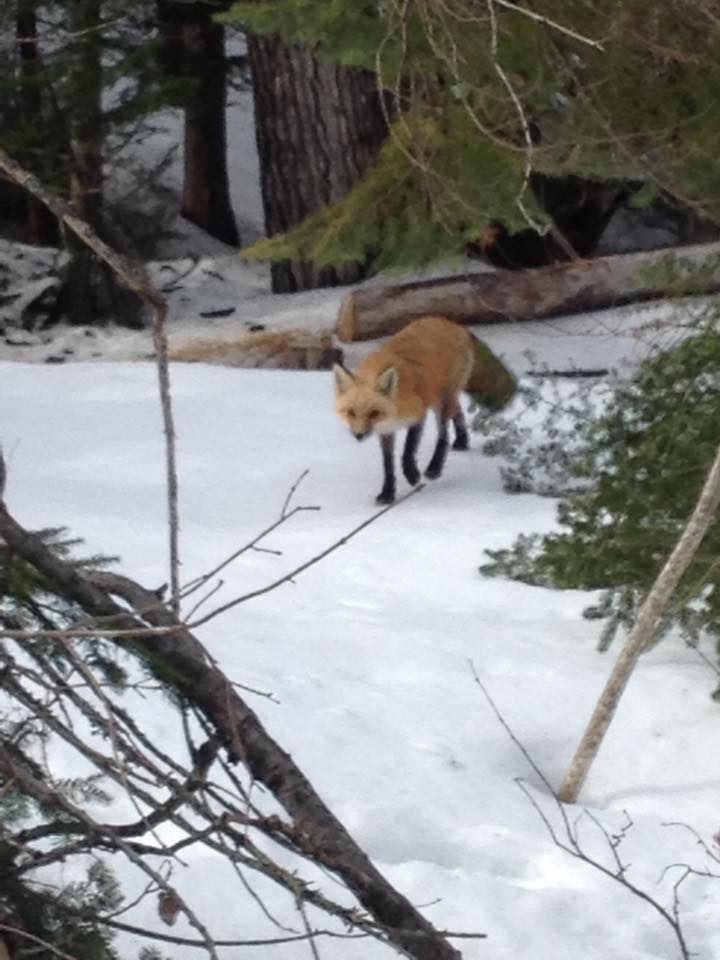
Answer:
0;498;465;960
559;443;720;803
188;485;425;628
0;146;180;615
472;670;692;960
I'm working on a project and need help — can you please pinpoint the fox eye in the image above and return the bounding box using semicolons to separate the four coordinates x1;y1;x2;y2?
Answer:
368;409;381;419
347;408;356;417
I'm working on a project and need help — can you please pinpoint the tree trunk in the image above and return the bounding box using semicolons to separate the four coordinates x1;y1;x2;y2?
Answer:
171;2;239;246
15;0;58;246
58;0;139;326
336;240;720;342
247;34;389;293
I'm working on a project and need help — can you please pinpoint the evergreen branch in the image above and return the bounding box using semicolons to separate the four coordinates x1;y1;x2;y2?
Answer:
0;499;465;960
0;740;221;960
559;442;720;803
0;924;82;960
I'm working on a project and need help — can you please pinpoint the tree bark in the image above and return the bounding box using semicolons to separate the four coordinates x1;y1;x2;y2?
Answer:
247;34;389;293
56;0;139;325
558;443;720;804
15;0;58;246
0;499;463;960
166;1;239;246
336;240;720;342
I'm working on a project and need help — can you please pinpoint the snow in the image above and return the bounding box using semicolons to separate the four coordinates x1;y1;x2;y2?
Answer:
3;31;720;959
3;313;720;958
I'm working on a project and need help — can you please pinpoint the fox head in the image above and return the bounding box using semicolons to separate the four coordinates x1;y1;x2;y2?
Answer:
333;364;398;440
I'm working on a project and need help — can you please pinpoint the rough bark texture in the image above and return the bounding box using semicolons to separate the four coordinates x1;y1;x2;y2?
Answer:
169;1;239;246
247;34;389;293
0;499;462;960
558;444;720;804
336;240;720;342
16;1;58;246
57;0;139;325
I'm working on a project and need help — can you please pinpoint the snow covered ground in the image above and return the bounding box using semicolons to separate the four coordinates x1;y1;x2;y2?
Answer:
3;297;720;959
3;40;720;959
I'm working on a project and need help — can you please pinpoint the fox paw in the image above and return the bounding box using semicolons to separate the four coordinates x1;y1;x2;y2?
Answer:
376;490;396;505
402;465;421;486
425;464;443;480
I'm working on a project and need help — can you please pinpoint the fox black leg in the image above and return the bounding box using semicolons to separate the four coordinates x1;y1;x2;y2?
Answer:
452;407;469;451
402;421;423;485
377;433;396;504
425;411;450;480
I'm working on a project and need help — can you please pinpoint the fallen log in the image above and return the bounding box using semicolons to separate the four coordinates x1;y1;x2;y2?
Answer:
0;497;463;960
169;329;342;370
336;240;720;342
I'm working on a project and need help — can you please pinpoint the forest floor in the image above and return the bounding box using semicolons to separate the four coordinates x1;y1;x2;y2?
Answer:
2;284;720;960
2;82;720;960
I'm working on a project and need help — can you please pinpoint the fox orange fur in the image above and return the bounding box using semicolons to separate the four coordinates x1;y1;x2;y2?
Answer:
333;316;516;503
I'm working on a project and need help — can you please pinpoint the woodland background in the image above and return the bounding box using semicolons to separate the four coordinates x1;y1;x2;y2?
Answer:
3;4;720;960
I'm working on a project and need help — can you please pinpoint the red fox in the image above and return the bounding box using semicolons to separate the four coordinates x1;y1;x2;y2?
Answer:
333;315;516;503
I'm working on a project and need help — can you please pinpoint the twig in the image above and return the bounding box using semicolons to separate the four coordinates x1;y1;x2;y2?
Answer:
0;146;180;616
471;668;692;959
180;504;319;602
0;924;81;960
188;485;425;628
559;442;720;803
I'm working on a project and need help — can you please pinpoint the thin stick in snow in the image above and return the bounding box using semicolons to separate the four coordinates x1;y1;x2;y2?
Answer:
558;443;720;804
0;147;180;616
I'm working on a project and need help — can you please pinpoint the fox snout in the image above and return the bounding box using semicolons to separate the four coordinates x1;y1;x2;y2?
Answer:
353;428;371;441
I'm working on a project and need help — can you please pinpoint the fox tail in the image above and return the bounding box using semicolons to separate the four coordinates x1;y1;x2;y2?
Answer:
466;335;517;411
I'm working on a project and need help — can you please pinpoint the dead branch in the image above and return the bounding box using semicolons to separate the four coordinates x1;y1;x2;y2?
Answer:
471;668;694;960
0;147;180;615
188;484;424;628
0;497;464;960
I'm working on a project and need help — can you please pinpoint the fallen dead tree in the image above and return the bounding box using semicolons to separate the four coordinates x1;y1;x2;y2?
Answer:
0;146;468;960
170;329;341;369
0;494;466;960
336;241;720;342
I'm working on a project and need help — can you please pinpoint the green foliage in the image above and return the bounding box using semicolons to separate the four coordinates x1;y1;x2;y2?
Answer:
229;0;720;270
0;723;121;960
223;1;388;68
0;527;128;692
481;328;720;650
242;105;544;270
0;858;122;960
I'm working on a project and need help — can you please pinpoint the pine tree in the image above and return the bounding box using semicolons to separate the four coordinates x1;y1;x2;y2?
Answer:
0;530;123;960
246;31;390;291
226;1;720;272
1;0;229;324
480;325;720;657
157;0;240;246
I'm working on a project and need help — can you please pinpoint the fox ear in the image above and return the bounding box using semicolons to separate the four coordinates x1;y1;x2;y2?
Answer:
375;367;398;397
333;363;355;394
